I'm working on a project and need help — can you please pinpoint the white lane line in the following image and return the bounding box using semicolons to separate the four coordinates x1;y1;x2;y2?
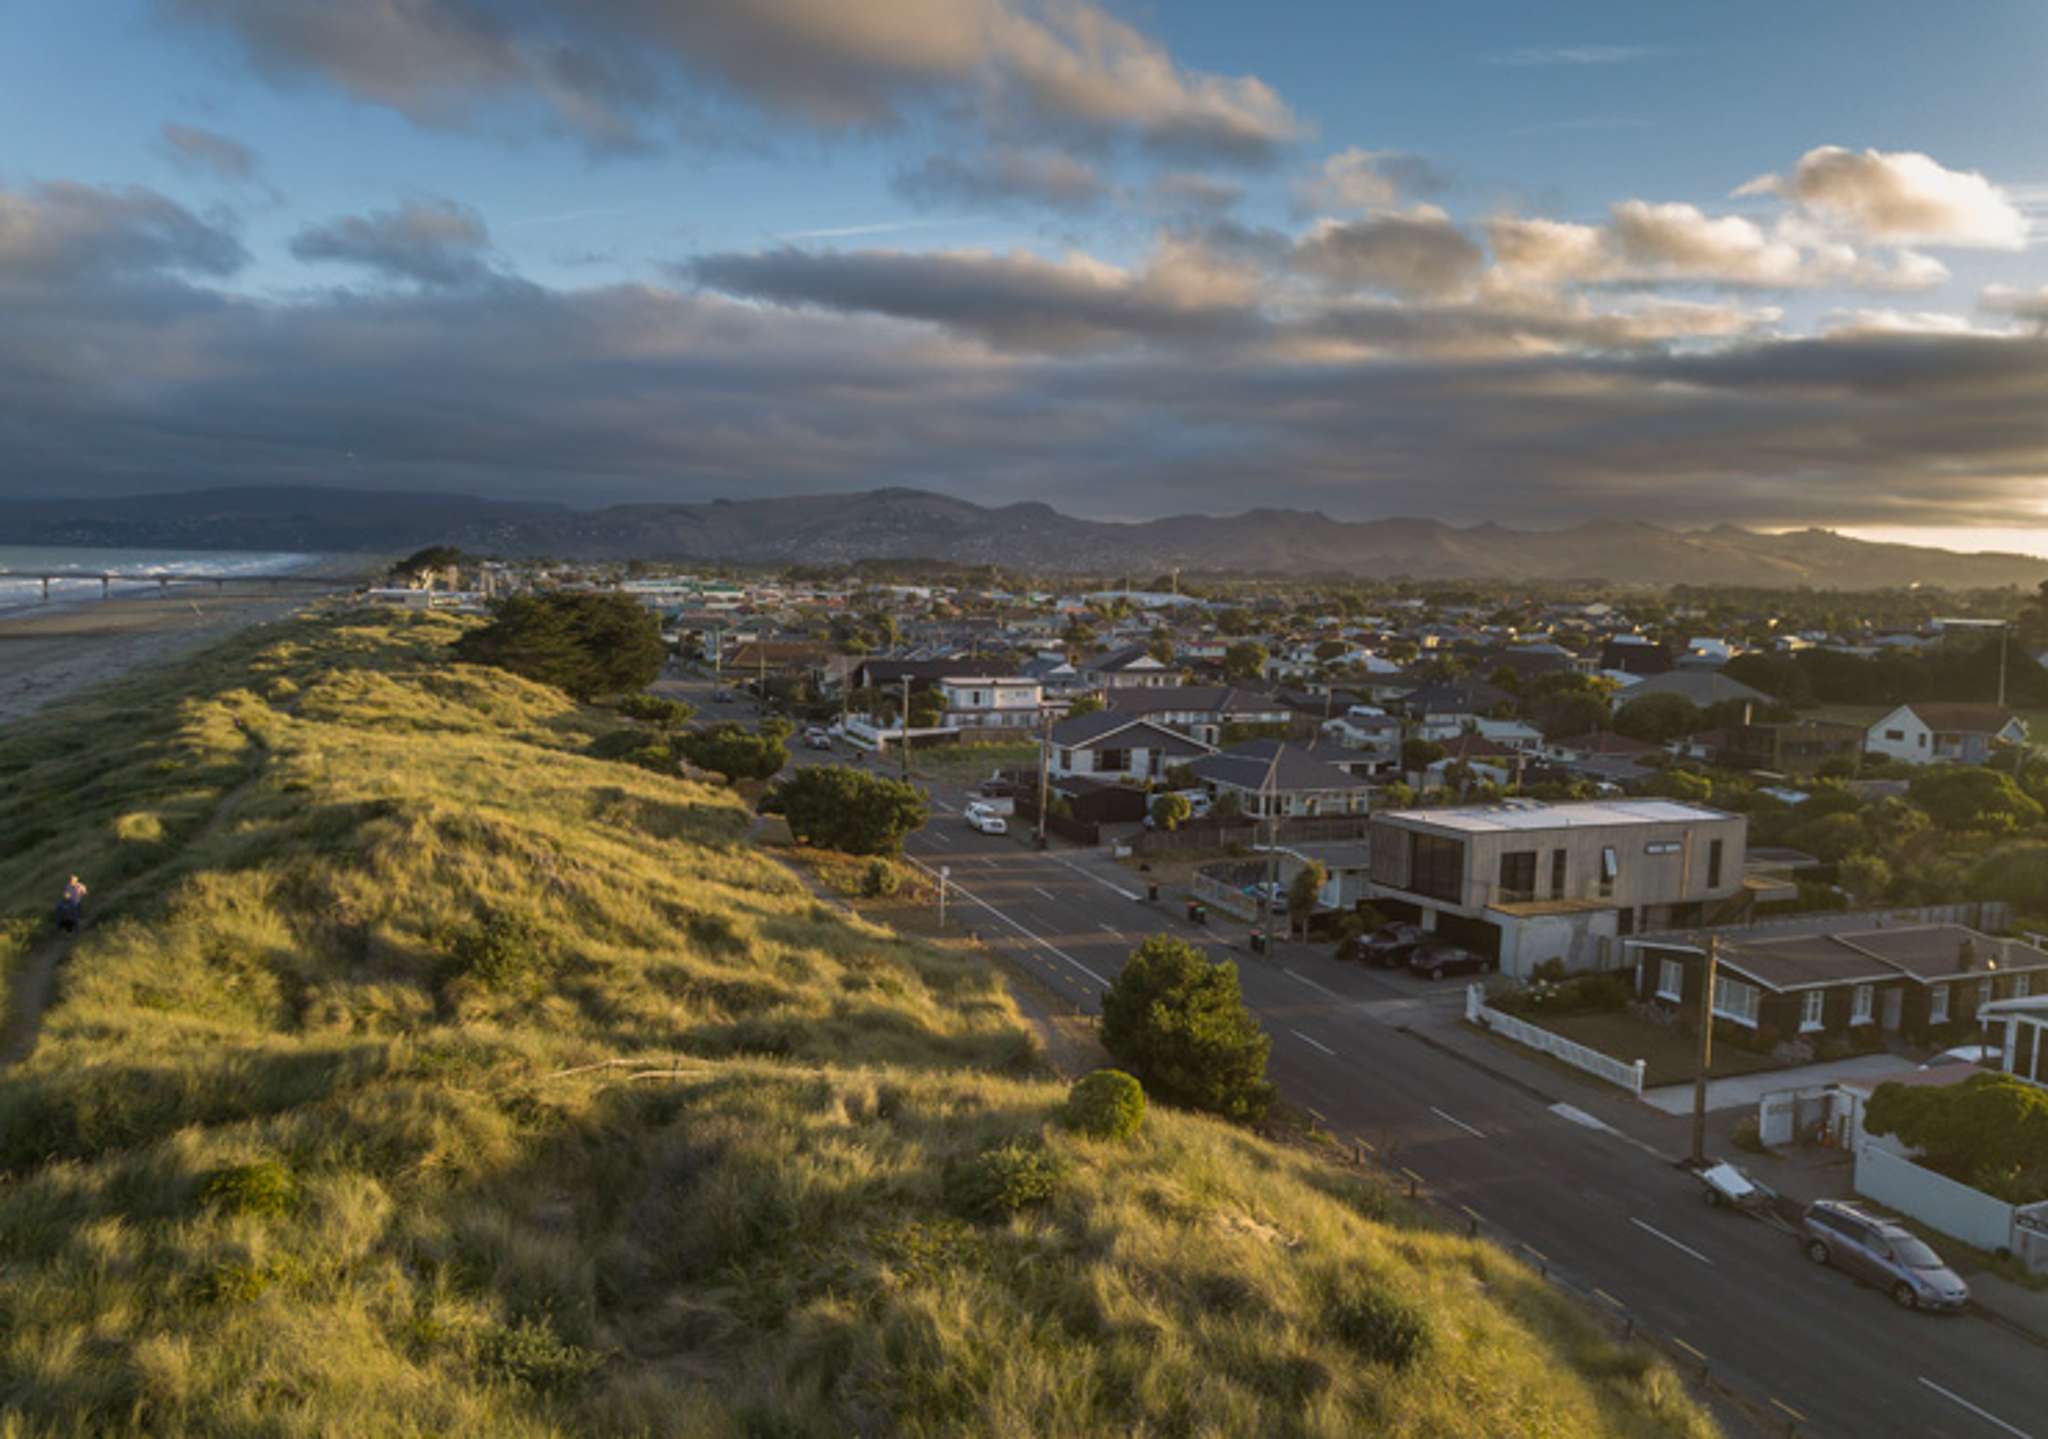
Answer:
922;829;953;847
1099;924;1124;939
900;855;1110;988
1032;886;1059;902
1629;1217;1713;1267
1917;1378;2034;1438
1430;1106;1487;1139
928;797;957;813
1549;1102;1616;1134
1049;854;1141;900
1281;966;1345;1000
1290;1029;1337;1057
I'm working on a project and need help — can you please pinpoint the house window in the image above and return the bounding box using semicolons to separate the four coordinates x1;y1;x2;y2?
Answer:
1884;729;1905;741
1851;985;1874;1025
2016;974;2033;999
1407;831;1466;903
1598;846;1619;899
1058;748;1074;769
1096;748;1128;773
1498;850;1537;902
1978;978;1994;1010
1929;984;1950;1024
1801;990;1825;1032
1550;849;1567;899
1712;975;1759;1026
1656;959;1683;1002
1708;839;1724;889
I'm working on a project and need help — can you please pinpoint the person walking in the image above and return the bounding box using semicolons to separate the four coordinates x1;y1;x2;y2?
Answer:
55;875;87;934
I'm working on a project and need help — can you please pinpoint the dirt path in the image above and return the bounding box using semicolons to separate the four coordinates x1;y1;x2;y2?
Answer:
0;774;261;1071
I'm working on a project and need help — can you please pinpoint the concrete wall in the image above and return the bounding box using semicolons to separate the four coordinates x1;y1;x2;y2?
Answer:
1854;1143;2016;1254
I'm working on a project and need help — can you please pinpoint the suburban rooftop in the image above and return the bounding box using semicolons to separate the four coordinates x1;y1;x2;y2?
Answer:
1377;799;1733;833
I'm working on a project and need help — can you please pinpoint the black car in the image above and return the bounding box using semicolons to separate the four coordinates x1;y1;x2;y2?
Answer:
1406;941;1493;980
1338;922;1426;967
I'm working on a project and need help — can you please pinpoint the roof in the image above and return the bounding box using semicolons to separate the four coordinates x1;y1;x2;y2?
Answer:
1712;935;1901;991
1551;731;1663;757
1047;712;1214;755
1105;685;1286;717
1278;839;1373;871
1438;733;1524;762
1085;644;1170;673
1615;670;1772;707
1893;703;2023;735
1400;679;1513;714
1376;798;1733;834
1832;925;2048;981
1189;740;1373;793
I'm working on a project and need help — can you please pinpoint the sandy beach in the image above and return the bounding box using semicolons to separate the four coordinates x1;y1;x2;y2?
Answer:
0;563;373;727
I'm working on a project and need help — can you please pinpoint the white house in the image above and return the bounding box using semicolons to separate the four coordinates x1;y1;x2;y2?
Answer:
1045;713;1214;782
1864;703;2028;767
937;676;1052;731
1081;644;1177;689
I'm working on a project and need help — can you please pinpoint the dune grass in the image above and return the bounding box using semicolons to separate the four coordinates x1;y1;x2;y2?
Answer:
0;609;1717;1437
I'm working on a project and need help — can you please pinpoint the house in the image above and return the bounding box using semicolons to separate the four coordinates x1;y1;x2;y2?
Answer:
1426;732;1526;789
1187;740;1375;818
1396;679;1513;725
1104;685;1294;746
1045;713;1213;783
848;657;958;693
1543;731;1664;765
1319;711;1402;774
1688;719;1864;777
1600;635;1672;676
1018;653;1084;693
1609;669;1772;714
1081;644;1177;690
936;676;1055;732
1981;991;2048;1090
1367;800;1748;977
1265;839;1375;911
1863;704;2028;766
1634;926;2048;1046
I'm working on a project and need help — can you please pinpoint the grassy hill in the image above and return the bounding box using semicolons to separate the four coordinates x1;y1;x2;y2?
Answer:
0;609;1716;1437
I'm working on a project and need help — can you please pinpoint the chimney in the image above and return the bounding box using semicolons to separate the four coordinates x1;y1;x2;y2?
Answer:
1956;936;1978;974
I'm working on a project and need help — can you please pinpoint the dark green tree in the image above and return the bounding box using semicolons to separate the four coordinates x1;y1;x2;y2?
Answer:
453;593;664;701
771;765;930;855
1222;642;1269;681
390;544;464;582
1613;693;1702;744
1865;1072;2048;1201
1908;766;2044;833
676;722;788;782
1099;936;1273;1121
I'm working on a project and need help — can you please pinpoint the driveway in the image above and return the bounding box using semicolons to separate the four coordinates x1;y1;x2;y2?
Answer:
1641;1052;1918;1115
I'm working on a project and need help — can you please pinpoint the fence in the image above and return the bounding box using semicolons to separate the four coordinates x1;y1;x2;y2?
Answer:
1756;1084;1837;1147
1854;1143;2022;1257
1465;985;1647;1097
1193;867;1261;922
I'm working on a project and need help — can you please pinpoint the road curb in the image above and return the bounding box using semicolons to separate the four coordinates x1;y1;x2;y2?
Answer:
1395;1023;1558;1106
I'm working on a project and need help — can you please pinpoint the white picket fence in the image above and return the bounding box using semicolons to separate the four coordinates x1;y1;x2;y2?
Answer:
1466;985;1647;1097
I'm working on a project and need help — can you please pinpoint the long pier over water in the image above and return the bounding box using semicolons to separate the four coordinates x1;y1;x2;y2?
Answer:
0;571;362;601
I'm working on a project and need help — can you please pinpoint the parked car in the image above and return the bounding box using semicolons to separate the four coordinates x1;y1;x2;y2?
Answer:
1801;1200;1969;1312
1339;922;1427;967
1406;941;1492;981
1919;1043;1999;1071
964;804;1009;836
711;688;736;703
1245;880;1289;913
803;727;833;750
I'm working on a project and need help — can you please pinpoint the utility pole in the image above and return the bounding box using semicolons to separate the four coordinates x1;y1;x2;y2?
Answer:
1998;620;2009;711
1036;710;1053;850
1264;750;1282;943
900;675;912;782
1691;936;1718;1166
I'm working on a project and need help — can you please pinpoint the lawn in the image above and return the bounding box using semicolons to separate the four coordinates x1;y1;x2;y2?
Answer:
910;738;1040;784
1502;1009;1794;1089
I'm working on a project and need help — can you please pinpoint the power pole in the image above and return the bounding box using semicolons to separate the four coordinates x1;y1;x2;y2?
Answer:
1265;751;1281;944
900;675;912;782
1691;936;1718;1166
1036;710;1053;850
1998;621;2009;710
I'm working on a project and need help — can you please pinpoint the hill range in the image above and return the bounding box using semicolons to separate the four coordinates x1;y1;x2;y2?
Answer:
3;485;2044;590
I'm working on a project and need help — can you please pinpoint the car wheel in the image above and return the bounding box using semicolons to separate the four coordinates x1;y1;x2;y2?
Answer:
1430;966;1445;981
1891;1282;1918;1310
1703;1187;1721;1208
1805;1240;1830;1266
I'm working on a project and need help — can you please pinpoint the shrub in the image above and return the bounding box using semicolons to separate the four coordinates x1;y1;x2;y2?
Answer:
1150;792;1192;832
772;766;930;856
859;857;902;898
1100;936;1273;1122
1731;1116;1766;1154
476;1316;603;1396
614;693;694;729
452;593;663;700
199;1159;298;1218
1326;1282;1431;1370
1530;958;1568;983
1060;1070;1145;1141
445;911;554;992
676;723;787;783
944;1139;1067;1221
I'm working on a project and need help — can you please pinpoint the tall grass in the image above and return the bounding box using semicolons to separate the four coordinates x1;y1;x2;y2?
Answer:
0;609;1717;1437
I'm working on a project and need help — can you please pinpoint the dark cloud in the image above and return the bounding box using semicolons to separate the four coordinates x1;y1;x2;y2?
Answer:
289;199;496;287
894;146;1106;214
0;180;246;287
1290;210;1486;299
158;121;260;181
158;0;1302;162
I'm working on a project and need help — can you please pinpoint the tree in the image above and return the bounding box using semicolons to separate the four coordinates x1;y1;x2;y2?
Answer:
1864;1072;2048;1201
1641;768;1713;803
1836;852;1893;904
615;694;695;729
1147;631;1176;664
1150;792;1192;831
1613;693;1703;744
676;722;788;782
1909;766;2045;832
1400;738;1445;773
452;593;664;700
1314;639;1347;662
1099;936;1272;1121
1222;642;1269;682
770;765;930;855
1287;861;1328;939
389;544;464;584
1786;810;1869;863
907;689;946;728
1066;694;1105;718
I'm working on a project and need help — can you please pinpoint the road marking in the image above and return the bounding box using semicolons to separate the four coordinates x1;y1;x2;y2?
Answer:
1670;1337;1707;1365
1593;1288;1624;1309
922;829;952;847
1430;1106;1487;1139
899;855;1110;988
1917;1378;2034;1438
1548;1102;1615;1134
1048;854;1142;900
1032;886;1058;902
1769;1399;1807;1425
928;797;957;813
1290;1028;1337;1056
1306;1106;1327;1123
1629;1217;1713;1266
1099;924;1124;939
1281;966;1344;1000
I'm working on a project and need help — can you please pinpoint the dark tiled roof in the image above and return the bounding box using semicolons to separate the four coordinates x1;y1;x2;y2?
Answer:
1190;740;1372;793
1106;685;1285;717
1048;713;1213;755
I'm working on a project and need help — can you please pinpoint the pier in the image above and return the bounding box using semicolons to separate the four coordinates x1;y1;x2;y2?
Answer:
0;571;362;602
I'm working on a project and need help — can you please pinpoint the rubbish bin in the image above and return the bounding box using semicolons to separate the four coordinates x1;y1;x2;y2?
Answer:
1249;930;1267;954
1146;882;1160;903
1186;899;1207;925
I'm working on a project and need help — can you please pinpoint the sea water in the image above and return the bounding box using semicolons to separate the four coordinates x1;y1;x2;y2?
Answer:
0;546;318;618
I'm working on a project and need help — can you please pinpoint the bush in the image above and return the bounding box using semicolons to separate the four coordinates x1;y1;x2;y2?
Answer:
772;765;930;856
1530;958;1568;983
1100;936;1273;1122
445;911;555;992
199;1159;298;1218
1327;1283;1432;1370
1731;1116;1766;1154
476;1316;603;1396
614;693;695;729
859;857;902;898
944;1139;1067;1221
676;723;787;783
1059;1070;1145;1141
452;593;664;700
1150;792;1192;832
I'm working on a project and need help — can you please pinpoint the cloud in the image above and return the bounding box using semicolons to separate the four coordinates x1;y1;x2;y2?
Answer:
1484;45;1666;67
1736;146;2028;249
1144;171;1244;215
1290;208;1486;299
1982;284;2048;329
1292;148;1447;216
158;0;1304;161
289;198;496;287
158;121;260;181
1488;202;1947;289
894;145;1106;213
0;179;246;286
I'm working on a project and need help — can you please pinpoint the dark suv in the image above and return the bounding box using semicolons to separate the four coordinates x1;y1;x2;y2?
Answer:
1406;941;1492;981
1338;922;1426;967
1801;1200;1969;1311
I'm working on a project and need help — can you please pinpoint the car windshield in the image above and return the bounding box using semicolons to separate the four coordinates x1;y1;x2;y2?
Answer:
1892;1238;1945;1270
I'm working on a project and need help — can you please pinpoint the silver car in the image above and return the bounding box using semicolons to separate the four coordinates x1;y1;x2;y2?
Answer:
1801;1200;1969;1312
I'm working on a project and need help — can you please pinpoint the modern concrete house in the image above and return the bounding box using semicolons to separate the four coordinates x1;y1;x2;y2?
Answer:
1366;799;1748;977
1863;703;2028;766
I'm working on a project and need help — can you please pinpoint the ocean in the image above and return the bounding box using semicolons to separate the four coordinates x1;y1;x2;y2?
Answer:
0;546;320;618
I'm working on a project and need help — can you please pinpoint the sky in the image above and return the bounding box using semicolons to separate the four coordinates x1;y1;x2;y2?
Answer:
2;1;2046;551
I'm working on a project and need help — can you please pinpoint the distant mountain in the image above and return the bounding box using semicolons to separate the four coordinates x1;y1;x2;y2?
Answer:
3;485;2044;590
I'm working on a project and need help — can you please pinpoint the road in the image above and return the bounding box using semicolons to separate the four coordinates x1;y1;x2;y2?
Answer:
652;665;2045;1437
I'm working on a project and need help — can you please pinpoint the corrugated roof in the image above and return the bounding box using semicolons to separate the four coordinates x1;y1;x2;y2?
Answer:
1378;799;1730;833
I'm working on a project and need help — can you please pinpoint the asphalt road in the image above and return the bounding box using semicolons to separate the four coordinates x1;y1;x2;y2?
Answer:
650;668;2045;1437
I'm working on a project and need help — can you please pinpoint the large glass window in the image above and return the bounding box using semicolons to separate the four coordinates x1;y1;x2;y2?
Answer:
1708;839;1724;889
1801;990;1825;1031
1408;831;1466;903
1712;975;1759;1025
1852;985;1874;1024
1498;850;1537;902
1550;848;1567;899
1656;959;1683;1002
